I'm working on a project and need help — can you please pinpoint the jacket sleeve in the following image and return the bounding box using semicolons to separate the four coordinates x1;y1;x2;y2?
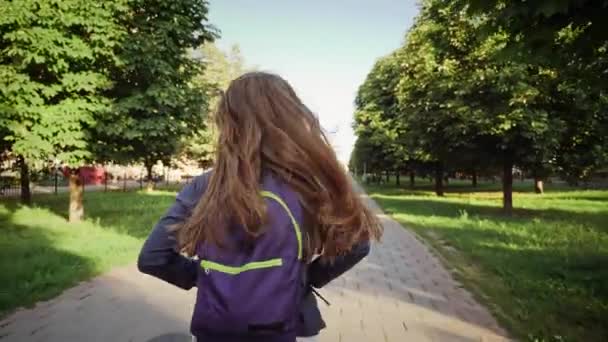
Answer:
137;174;209;290
308;240;371;288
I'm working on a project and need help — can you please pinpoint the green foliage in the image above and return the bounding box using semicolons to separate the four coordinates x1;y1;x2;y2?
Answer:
460;0;608;64
0;125;10;155
198;43;246;97
400;1;562;169
455;0;608;183
353;0;607;208
0;189;177;316
365;181;608;341
176;43;248;168
0;0;127;166
395;4;478;165
353;52;419;177
353;0;608;333
95;0;217;173
178;122;217;169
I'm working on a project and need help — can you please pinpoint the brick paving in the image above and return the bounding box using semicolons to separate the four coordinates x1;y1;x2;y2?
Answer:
0;191;509;341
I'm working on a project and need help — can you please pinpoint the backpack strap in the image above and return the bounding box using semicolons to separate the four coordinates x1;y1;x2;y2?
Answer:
260;190;303;260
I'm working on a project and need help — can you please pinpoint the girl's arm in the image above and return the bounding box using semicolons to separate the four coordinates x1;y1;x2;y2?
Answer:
307;240;371;288
137;174;209;290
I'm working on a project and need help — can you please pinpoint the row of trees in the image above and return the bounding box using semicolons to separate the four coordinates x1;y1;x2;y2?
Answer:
350;0;608;213
0;0;244;221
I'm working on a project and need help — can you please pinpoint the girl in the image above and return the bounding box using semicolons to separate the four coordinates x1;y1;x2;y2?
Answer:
138;72;382;341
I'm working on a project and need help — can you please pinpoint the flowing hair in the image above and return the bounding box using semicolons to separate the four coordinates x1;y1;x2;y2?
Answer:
177;72;382;261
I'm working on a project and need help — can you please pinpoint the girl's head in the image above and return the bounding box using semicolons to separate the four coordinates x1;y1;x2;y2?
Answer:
178;72;382;260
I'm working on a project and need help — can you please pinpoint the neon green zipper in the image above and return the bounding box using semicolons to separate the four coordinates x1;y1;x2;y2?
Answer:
200;258;283;275
260;190;303;260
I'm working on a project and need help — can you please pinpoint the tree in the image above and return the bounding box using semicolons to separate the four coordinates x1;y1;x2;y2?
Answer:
176;43;248;169
353;53;416;186
177;125;217;170
0;126;13;188
552;71;608;185
456;0;608;185
352;102;395;180
458;0;608;65
393;3;484;197
96;0;217;189
198;43;246;94
372;0;562;212
349;135;376;181
0;0;127;214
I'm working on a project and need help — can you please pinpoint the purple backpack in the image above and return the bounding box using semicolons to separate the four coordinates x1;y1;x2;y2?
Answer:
190;174;305;340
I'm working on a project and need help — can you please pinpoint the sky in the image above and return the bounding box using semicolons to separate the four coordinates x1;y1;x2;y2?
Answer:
208;0;420;164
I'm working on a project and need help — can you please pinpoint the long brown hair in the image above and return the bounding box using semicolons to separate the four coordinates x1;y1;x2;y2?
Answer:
177;72;382;261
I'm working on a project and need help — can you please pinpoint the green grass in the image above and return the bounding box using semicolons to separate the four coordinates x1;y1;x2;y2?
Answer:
0;188;179;317
363;179;608;341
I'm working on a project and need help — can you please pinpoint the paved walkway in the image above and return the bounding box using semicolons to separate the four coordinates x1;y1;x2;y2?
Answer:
0;193;509;341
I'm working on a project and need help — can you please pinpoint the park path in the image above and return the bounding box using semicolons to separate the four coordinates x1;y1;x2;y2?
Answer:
0;190;509;342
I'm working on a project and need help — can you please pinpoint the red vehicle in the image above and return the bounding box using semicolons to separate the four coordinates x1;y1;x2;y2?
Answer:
62;166;106;185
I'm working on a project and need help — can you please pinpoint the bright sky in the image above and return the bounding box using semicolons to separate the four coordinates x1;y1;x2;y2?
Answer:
208;0;419;164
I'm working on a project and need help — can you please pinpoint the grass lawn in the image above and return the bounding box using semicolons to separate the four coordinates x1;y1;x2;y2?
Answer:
0;187;180;317
363;179;608;341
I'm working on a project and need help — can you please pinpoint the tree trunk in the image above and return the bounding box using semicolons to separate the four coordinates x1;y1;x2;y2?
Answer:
395;172;400;186
145;163;154;191
409;171;415;188
69;172;84;222
503;156;513;215
444;175;449;185
472;170;478;187
18;156;31;205
534;177;544;194
385;170;390;183
54;167;59;194
434;163;444;197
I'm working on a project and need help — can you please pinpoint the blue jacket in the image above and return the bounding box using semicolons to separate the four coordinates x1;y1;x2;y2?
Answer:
137;172;370;337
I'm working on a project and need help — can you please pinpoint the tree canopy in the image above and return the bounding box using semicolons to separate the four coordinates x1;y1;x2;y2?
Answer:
0;0;128;205
0;0;126;166
352;0;608;212
0;0;217;217
176;43;248;169
95;0;217;180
